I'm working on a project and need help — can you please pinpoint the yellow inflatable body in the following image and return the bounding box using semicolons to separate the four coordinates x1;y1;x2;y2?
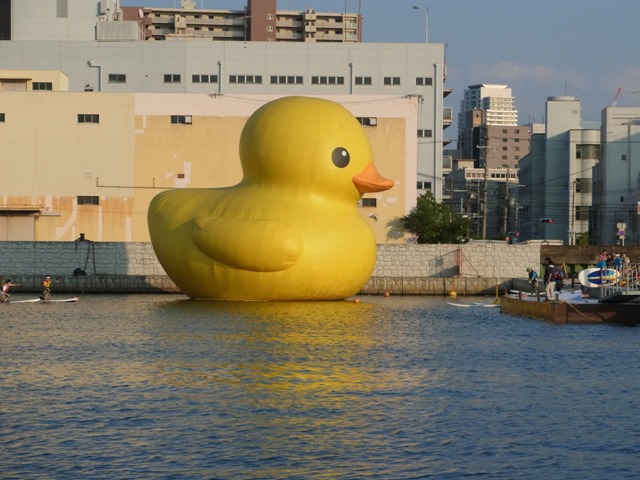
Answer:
148;96;394;300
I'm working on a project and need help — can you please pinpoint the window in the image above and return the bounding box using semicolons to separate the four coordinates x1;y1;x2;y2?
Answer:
57;0;68;18
356;117;377;127
0;113;4;123
417;181;432;190
576;144;600;160
267;26;273;32
77;196;99;205
267;13;274;19
502;129;508;134
163;74;181;83
361;198;377;207
192;74;218;83
574;178;591;193
33;82;53;91
416;77;432;86
355;76;372;86
383;76;400;86
171;115;192;125
108;74;126;84
417;129;432;138
270;75;303;85
575;206;589;220
311;76;345;85
502;146;508;151
229;75;262;84
77;114;99;123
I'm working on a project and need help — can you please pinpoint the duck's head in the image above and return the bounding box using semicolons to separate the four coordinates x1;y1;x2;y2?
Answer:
239;96;393;202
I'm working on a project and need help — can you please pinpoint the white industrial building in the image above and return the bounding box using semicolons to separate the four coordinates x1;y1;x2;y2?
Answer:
593;107;640;246
0;0;452;202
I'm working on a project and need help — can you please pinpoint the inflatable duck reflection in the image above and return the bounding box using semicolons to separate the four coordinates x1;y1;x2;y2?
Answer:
148;96;394;300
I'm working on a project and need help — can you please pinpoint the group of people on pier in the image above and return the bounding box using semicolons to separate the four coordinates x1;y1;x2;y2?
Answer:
526;258;567;301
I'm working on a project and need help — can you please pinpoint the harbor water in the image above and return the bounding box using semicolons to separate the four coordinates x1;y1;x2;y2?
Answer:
1;294;639;479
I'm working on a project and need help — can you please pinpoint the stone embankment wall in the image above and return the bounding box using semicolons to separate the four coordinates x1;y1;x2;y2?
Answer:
0;241;539;295
363;242;539;295
0;241;178;294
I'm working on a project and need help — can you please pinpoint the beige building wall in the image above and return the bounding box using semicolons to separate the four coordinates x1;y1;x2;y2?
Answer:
0;70;69;92
0;91;136;241
0;91;416;244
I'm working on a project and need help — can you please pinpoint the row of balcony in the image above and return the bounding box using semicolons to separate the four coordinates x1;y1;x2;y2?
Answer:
149;27;356;42
148;16;356;31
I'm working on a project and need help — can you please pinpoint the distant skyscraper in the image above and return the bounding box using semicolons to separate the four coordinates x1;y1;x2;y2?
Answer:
457;84;523;168
459;84;517;128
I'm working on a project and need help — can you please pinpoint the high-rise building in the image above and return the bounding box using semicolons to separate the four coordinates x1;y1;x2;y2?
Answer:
457;84;523;168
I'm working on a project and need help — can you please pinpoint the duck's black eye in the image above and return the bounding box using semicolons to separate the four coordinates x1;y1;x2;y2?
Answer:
332;147;350;168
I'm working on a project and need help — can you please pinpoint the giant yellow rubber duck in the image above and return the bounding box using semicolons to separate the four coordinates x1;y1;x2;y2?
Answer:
148;96;394;300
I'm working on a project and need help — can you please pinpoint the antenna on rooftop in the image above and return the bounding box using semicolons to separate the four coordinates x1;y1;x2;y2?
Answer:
611;87;622;107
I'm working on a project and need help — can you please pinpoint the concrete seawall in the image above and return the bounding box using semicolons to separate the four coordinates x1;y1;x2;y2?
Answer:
6;274;182;295
0;240;538;295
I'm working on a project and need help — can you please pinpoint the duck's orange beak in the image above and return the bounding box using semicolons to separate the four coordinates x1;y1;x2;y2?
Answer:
352;163;394;194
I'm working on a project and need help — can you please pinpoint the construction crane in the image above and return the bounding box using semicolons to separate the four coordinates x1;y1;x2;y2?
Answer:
612;87;622;107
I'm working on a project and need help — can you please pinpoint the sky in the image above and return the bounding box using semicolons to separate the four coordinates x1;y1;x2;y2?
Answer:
121;0;640;129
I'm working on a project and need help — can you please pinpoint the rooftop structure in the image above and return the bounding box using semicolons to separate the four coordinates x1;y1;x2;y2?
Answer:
4;0;362;44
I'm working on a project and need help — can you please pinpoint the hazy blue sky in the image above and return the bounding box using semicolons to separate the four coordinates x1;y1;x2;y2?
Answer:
122;0;640;128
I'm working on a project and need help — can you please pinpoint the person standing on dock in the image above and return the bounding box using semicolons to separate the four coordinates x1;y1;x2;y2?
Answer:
544;259;558;301
526;268;539;297
595;250;608;271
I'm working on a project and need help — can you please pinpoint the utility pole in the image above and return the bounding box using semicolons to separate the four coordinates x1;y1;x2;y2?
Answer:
477;144;494;239
502;167;510;236
482;161;488;239
569;180;575;245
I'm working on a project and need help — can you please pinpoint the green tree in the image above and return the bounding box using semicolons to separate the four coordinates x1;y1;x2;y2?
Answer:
575;232;590;246
399;191;470;244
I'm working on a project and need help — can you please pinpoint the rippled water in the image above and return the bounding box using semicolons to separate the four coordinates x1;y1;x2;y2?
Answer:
1;294;639;479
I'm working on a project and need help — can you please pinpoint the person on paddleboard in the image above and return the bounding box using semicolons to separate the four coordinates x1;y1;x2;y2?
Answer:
1;279;18;302
42;275;53;301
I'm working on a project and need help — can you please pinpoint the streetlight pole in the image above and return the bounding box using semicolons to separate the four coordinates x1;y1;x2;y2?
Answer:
412;5;428;43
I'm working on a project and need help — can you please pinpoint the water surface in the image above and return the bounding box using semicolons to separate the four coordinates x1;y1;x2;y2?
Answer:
1;294;639;479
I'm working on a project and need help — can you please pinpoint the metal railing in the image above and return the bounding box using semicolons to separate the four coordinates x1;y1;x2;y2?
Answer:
598;263;640;301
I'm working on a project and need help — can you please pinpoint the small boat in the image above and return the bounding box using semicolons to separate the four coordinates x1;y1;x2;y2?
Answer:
446;301;498;308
